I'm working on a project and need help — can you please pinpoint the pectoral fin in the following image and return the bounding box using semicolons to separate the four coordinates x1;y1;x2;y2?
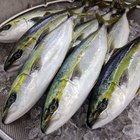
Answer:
34;30;49;49
30;58;41;73
71;63;82;80
118;69;129;87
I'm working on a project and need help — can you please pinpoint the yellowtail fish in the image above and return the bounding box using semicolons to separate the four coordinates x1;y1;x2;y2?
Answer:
41;24;107;134
2;18;74;124
87;36;140;129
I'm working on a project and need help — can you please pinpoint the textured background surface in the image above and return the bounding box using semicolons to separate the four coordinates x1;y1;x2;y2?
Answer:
0;0;140;140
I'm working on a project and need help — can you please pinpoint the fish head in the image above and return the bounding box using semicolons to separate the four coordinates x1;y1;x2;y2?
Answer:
4;48;23;71
0;20;20;42
41;98;59;133
0;19;32;43
2;91;17;124
0;23;12;34
87;93;108;128
0;23;14;42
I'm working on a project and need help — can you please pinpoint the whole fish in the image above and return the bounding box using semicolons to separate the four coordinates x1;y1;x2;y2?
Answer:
4;10;69;71
41;24;107;134
87;36;140;129
2;18;73;124
105;12;130;63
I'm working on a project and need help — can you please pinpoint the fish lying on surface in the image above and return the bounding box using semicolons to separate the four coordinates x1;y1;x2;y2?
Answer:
87;36;140;129
2;18;74;124
41;24;108;134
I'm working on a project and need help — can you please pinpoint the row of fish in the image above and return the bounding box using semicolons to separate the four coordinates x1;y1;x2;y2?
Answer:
0;0;140;135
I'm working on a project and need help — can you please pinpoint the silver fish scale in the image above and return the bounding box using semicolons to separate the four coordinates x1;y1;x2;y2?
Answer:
0;0;140;140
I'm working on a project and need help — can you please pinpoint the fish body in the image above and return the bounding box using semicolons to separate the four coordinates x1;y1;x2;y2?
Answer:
4;10;69;71
72;18;98;46
41;25;107;134
2;18;73;124
87;36;140;129
72;13;111;47
105;12;130;63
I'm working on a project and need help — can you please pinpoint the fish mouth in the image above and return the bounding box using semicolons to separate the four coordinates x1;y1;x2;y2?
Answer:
41;120;50;134
1;106;8;124
4;61;12;71
4;59;20;71
86;111;100;128
41;113;52;133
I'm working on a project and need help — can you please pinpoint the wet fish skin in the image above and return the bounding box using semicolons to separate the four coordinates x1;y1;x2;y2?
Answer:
0;8;48;43
72;18;98;46
105;12;130;63
87;36;140;129
41;24;108;134
4;10;69;71
2;18;74;124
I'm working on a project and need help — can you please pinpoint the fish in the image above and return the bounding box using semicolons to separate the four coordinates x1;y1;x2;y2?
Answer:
2;18;74;124
4;10;69;71
105;12;130;63
41;24;108;134
87;36;140;129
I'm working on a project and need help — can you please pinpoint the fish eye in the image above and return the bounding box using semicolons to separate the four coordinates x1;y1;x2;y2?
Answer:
49;99;59;114
0;24;11;31
97;99;108;111
7;92;16;107
13;49;23;59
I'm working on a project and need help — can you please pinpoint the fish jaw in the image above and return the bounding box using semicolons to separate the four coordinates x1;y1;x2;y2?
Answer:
3;103;22;124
